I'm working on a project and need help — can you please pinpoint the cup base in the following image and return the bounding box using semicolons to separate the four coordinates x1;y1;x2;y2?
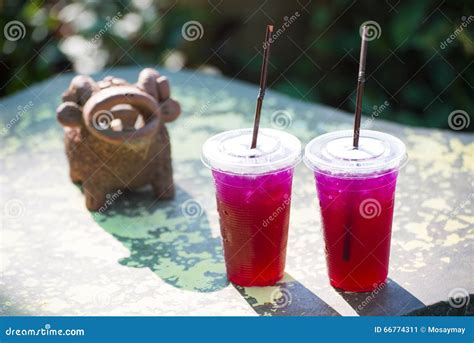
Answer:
229;273;284;287
330;279;387;293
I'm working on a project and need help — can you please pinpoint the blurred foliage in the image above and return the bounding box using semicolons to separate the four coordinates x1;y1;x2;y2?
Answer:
1;0;473;131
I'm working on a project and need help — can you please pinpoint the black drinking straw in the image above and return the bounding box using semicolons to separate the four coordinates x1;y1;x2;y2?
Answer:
352;25;369;149
250;25;273;149
342;220;353;261
343;25;369;262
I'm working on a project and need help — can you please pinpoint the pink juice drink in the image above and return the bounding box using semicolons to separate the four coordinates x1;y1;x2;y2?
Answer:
202;128;301;286
304;130;406;292
212;168;293;286
314;169;398;291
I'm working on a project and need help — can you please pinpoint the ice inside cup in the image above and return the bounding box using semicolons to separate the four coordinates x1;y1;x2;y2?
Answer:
304;130;407;292
202;128;301;286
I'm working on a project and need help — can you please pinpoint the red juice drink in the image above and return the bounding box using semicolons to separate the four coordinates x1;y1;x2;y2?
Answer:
304;130;406;292
202;128;301;286
211;168;294;286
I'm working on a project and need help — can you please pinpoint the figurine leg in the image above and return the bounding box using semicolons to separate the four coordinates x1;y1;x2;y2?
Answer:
151;158;175;200
70;168;82;184
83;185;107;211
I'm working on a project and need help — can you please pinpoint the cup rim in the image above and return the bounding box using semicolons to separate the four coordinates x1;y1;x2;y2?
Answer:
304;129;407;177
201;128;302;175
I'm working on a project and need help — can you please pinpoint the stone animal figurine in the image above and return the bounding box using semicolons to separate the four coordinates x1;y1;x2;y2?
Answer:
56;68;181;211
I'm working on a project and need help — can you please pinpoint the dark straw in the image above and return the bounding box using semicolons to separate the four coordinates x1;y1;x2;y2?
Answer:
352;25;369;149
250;25;273;149
343;25;369;262
342;221;352;261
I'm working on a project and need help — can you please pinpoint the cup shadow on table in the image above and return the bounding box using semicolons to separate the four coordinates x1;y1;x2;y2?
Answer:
406;294;473;316
336;278;425;316
234;273;340;316
91;185;229;293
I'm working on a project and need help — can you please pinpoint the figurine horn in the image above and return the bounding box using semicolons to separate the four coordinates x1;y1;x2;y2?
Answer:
136;68;160;100
57;101;82;127
62;75;98;106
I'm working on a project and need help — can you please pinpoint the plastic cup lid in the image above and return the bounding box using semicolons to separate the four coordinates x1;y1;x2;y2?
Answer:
202;128;301;175
304;130;407;176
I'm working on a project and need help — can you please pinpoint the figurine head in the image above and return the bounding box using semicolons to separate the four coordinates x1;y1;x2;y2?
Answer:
57;69;180;146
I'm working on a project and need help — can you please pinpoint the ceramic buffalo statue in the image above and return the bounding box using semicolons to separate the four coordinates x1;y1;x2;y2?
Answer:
56;68;180;211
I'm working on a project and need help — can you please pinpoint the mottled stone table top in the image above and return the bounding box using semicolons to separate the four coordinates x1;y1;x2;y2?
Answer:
1;67;472;316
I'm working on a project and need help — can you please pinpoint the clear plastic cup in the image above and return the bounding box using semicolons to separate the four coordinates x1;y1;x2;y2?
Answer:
202;128;301;286
304;130;407;292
